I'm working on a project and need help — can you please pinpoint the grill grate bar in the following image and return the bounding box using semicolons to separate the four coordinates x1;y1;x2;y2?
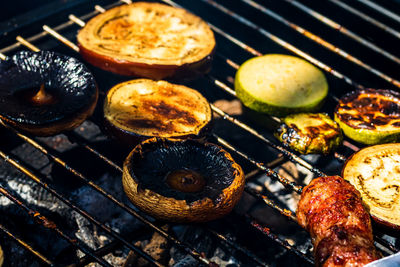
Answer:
67;131;277;266
206;228;269;266
240;0;400;88
13;26;281;265
249;217;314;265
0;146;163;266
0;122;212;265
0;1;127;55
196;0;365;89
328;0;400;39
210;100;324;177
63;5;326;179
0;185;112;267
1;0;399;264
0;223;54;266
356;0;400;24
285;0;400;65
213;134;303;193
245;187;399;254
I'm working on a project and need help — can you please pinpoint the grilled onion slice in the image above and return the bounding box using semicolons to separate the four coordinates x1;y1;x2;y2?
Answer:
77;2;215;80
335;89;400;145
122;138;245;222
275;113;342;154
104;79;212;144
343;143;400;229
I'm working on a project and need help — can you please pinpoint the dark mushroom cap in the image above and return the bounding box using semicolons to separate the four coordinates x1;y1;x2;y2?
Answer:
0;51;98;136
122;138;245;222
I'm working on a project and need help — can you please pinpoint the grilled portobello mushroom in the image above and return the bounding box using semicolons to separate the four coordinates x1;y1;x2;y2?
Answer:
343;143;400;229
122;138;245;222
335;89;400;145
0;51;98;136
77;2;215;80
235;54;328;117
103;79;212;144
275;113;342;154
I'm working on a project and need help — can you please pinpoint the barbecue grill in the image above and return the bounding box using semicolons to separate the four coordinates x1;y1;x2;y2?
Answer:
1;0;400;266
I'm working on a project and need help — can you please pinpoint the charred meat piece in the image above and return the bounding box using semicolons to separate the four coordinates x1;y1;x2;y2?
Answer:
275;113;342;154
334;89;400;145
297;176;381;267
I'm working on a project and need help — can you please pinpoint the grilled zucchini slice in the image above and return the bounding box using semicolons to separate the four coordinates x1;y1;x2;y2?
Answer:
275;113;342;154
343;143;400;229
234;54;328;117
335;89;400;145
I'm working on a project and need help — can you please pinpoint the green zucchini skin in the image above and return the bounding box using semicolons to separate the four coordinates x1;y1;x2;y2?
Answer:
334;89;400;145
234;54;328;117
275;113;343;154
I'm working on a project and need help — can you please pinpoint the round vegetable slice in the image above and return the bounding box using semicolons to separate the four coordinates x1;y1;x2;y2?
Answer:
234;54;328;117
334;89;400;145
104;79;212;144
77;2;215;80
342;143;400;229
275;113;342;154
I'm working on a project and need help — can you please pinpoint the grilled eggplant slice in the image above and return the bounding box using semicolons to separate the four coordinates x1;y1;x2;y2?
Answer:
103;79;212;144
0;51;98;136
235;54;328;117
122;138;245;222
343;143;400;229
335;89;400;145
77;2;215;80
275;113;342;154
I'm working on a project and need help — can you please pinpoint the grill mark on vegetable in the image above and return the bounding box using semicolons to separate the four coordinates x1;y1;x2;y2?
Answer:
337;90;400;129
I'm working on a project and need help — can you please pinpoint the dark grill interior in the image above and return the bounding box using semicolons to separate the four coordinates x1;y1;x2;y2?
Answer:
1;0;400;266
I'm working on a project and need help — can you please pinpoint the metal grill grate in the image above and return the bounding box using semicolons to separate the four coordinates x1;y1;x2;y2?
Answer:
1;0;400;265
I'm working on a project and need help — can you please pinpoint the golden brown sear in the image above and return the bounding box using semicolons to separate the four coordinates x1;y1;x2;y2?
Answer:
297;176;381;267
77;2;215;79
104;79;212;144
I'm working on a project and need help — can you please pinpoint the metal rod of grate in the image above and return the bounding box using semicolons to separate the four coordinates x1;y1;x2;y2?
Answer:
328;0;400;39
0;147;163;266
165;0;365;89
0;0;399;264
0;186;112;267
284;0;400;65
5;25;316;262
0;121;213;266
356;0;400;24
12;13;276;267
0;223;53;266
239;0;400;88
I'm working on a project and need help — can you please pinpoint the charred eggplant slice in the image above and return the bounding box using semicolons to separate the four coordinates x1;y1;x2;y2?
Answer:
0;51;98;136
275;113;342;154
335;89;400;145
103;79;212;144
122;138;245;222
343;143;400;229
77;2;215;80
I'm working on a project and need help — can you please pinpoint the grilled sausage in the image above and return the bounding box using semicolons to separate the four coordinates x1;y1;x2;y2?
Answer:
297;176;381;267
